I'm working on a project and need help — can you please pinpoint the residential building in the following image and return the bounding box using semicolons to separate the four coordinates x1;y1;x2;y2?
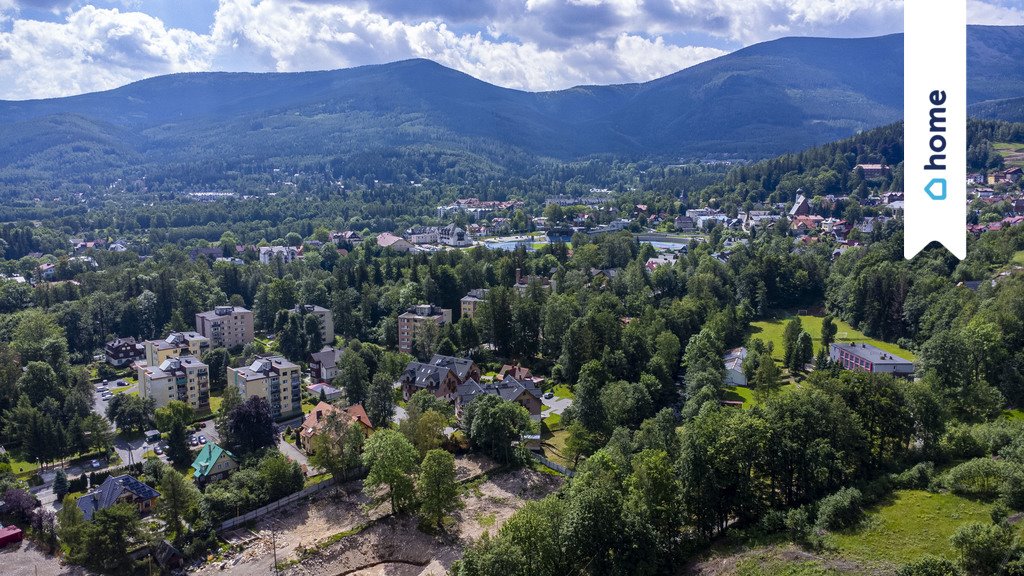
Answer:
855;163;891;180
455;376;543;420
291;304;335;344
645;253;679;271
138;355;211;411
723;347;748;387
405;226;439;244
674;215;696;232
298;401;373;452
191;443;238;484
460;288;489;320
195;306;254;349
143;332;210;367
397;304;452;354
377;232;415;253
105;337;144;368
76;475;159;521
829;343;914;377
309;346;344;383
791;215;824;236
229;356;302;419
398;354;479;400
438;224;472;247
513;269;554;294
38;263;56;281
259;246;300;265
789;193;810;217
308;382;343;401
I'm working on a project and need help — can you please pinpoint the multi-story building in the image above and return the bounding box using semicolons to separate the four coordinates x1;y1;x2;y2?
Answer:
397;304;452;354
259;246;300;265
228;356;302;419
308;346;343;383
105;337;145;368
829;343;914;377
138;355;211;411
291;304;335;344
460;288;489;320
143;332;210;367
195;306;254;349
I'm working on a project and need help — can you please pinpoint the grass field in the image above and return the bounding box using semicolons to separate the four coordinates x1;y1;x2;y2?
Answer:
827;490;992;565
750;315;916;363
994;142;1024;168
551;384;574;399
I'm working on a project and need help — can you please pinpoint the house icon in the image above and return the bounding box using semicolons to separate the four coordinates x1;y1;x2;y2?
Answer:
925;178;947;201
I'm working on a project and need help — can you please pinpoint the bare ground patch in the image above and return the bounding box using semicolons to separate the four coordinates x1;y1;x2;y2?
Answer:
282;467;564;576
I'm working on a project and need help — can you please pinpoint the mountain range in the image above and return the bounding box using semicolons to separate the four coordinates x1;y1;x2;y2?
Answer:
1;25;1023;181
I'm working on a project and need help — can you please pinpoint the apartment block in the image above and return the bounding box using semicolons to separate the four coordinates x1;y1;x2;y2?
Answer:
397;304;452;354
138;355;211;412
460;288;489;320
291;304;335;345
143;332;210;367
829;343;914;377
228;356;302;419
195;306;254;349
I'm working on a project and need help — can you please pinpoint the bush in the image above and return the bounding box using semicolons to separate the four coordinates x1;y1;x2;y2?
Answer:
896;555;961;576
940;424;984;461
893;462;935;490
785;506;815;546
951;522;1013;575
1002;467;1024;510
971;420;1023;455
757;509;787;535
814;487;864;531
945;458;1012;498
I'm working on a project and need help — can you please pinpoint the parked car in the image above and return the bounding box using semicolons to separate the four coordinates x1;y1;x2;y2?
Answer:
101;395;112;402
89;459;101;469
198;435;207;445
115;380;128;387
543;392;554;400
154;446;163;455
95;386;108;393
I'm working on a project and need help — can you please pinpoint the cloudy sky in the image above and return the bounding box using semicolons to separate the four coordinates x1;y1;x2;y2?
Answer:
0;0;1021;100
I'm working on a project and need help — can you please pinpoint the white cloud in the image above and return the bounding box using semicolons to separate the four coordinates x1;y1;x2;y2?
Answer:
0;6;212;99
968;0;1024;25
0;0;1018;100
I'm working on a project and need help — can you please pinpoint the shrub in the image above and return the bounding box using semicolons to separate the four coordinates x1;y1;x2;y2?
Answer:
67;475;88;494
757;509;787;535
785;506;815;546
893;462;935;490
1002;467;1024;510
951;522;1013;575
814;487;864;531
945;458;1011;498
971;420;1023;455
940;424;984;461
896;555;961;576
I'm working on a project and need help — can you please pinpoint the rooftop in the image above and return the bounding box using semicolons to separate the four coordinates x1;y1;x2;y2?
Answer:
831;342;912;366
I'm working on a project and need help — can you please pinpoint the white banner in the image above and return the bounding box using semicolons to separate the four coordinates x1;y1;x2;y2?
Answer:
904;0;967;260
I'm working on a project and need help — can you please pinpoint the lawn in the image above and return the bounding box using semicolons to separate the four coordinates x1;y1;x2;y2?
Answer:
723;385;755;409
1012;250;1024;265
208;393;223;414
827;490;993;565
551;383;574;400
541;426;571;468
543;412;563;430
750;314;916;364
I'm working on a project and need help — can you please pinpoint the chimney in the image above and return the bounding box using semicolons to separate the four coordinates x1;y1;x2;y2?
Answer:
515;268;522;284
316;410;322;422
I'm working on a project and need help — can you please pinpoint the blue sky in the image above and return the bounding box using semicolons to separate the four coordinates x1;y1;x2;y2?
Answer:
0;0;1021;100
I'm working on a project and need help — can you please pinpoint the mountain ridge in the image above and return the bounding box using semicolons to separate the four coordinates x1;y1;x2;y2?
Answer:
1;26;1023;182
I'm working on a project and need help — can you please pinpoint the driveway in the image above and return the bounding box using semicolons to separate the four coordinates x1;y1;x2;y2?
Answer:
541;396;572;419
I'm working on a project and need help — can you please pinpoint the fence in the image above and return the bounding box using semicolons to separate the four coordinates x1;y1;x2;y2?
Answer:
218;466;366;532
531;453;575;477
